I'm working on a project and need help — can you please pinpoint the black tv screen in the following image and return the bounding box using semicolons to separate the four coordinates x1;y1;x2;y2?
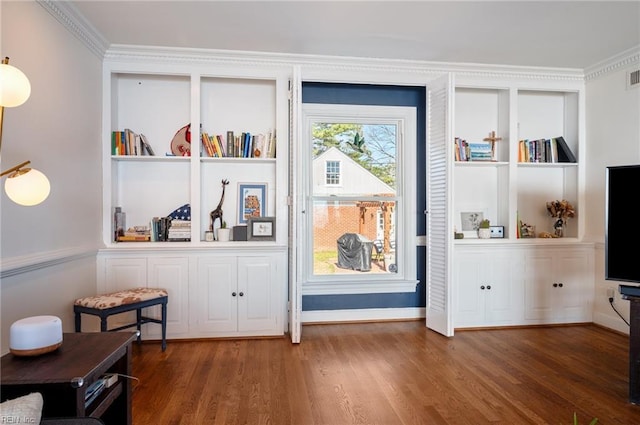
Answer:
606;165;640;283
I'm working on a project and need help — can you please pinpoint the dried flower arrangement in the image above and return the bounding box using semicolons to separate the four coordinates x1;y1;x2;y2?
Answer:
546;199;575;237
546;199;576;219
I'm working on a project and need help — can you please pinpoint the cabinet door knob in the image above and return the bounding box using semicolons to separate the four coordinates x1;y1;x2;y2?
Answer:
553;283;558;287
239;292;244;297
232;292;237;297
486;285;491;290
480;285;485;290
558;283;563;288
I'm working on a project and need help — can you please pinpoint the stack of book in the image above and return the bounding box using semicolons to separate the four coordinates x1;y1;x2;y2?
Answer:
151;217;171;241
455;137;495;162
201;130;276;158
518;136;576;163
111;128;155;156
167;219;191;242
117;226;151;242
84;378;107;407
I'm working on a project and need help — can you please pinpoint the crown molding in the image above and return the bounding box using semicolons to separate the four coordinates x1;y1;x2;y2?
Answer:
585;45;640;81
104;44;585;84
37;0;109;59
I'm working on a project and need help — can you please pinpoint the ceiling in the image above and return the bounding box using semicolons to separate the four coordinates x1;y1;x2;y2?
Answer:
68;1;640;69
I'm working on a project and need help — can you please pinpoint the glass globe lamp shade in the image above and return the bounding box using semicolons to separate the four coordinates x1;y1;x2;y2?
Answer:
0;62;31;107
4;168;50;206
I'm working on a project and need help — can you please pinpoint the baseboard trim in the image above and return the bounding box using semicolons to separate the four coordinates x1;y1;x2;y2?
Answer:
301;307;425;324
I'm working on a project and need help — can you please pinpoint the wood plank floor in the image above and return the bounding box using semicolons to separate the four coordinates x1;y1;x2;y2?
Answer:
131;322;640;424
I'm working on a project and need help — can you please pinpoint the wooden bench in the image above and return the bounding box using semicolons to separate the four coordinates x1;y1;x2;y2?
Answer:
73;288;168;351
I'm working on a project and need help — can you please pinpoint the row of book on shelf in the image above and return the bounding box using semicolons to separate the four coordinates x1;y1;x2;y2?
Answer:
518;136;576;163
454;137;496;162
202;130;276;158
116;218;191;242
454;136;576;163
112;129;155;156
111;128;276;159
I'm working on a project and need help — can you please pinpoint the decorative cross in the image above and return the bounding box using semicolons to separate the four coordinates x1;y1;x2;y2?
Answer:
483;131;502;143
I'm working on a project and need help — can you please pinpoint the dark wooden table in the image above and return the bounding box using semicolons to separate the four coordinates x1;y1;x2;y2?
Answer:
620;285;640;404
1;332;137;424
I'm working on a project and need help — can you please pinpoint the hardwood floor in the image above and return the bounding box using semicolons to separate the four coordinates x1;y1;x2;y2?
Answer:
131;322;640;424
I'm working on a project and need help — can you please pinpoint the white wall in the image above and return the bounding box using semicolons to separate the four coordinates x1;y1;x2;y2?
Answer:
586;54;640;333
0;1;103;353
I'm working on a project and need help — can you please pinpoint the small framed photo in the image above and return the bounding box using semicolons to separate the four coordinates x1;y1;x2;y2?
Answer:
460;211;484;239
248;217;276;241
238;183;267;224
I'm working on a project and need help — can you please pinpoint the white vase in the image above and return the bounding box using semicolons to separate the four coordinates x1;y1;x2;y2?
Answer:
478;228;491;239
217;228;231;242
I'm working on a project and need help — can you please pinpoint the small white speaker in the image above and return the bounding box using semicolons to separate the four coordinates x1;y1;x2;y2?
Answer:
10;315;63;356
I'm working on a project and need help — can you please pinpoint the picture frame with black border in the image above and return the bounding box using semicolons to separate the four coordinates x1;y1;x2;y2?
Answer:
247;216;276;241
489;225;505;238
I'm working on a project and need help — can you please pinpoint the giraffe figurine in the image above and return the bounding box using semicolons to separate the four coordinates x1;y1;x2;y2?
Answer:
210;179;229;238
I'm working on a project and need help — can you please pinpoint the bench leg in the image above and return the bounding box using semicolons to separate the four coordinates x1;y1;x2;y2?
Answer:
136;309;143;345
100;316;108;332
161;301;167;351
74;312;81;332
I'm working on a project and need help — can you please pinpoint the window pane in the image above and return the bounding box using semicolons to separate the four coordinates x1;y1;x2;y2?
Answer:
312;199;397;275
325;160;340;185
312;123;396;196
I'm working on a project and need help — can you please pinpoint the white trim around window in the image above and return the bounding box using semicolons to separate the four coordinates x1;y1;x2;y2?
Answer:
301;103;418;295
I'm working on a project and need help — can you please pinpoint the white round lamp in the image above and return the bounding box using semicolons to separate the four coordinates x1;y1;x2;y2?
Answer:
10;315;63;356
4;165;51;206
0;60;31;107
0;57;50;207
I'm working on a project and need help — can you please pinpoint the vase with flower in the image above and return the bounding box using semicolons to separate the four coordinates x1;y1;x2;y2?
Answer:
546;200;575;238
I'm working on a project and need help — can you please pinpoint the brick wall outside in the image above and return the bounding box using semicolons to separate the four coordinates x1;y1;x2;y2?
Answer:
313;205;379;251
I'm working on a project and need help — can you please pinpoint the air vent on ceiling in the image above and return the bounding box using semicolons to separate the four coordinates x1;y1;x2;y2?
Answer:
628;69;640;89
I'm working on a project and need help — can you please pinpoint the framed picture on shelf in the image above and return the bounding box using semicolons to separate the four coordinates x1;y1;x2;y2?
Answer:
459;211;484;239
238;183;267;224
468;141;494;161
247;217;276;241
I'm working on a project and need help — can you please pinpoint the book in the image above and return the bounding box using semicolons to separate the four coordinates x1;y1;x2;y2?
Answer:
226;131;234;157
201;133;213;157
555;136;577;163
117;235;151;242
140;133;155;156
216;135;226;157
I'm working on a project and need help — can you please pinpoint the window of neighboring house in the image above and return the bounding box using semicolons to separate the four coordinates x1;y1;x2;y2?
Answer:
301;103;417;294
325;160;341;185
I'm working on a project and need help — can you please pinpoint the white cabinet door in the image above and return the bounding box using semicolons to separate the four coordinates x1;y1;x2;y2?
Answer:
524;248;591;324
100;257;148;330
455;252;486;327
197;255;282;336
197;256;238;335
147;256;190;337
237;256;279;333
454;248;522;328
102;257;147;293
553;251;591;322
485;253;523;325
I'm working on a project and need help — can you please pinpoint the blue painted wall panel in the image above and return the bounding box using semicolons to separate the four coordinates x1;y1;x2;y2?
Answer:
302;82;426;310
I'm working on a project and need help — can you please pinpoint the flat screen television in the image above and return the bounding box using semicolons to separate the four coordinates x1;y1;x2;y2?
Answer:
606;165;640;283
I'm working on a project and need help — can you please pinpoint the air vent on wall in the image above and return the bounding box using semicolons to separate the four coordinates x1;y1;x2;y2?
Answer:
628;69;640;89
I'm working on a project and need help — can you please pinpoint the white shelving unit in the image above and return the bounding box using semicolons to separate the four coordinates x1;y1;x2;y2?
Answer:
451;80;592;329
453;85;582;241
98;59;290;339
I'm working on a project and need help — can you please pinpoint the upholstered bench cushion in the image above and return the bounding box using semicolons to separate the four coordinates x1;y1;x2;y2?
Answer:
74;288;168;310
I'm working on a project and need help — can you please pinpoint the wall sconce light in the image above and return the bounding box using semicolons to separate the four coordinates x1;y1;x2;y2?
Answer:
0;57;50;206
